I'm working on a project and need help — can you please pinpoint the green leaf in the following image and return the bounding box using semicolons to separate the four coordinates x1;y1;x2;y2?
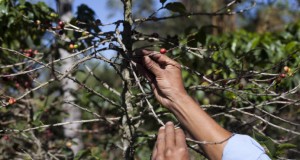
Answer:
33;110;43;121
187;26;207;47
91;147;102;159
253;132;276;157
165;2;186;14
74;149;91;160
285;41;299;52
160;0;167;5
224;91;236;99
253;132;269;141
19;0;26;5
264;138;276;156
263;105;276;113
231;39;237;52
0;4;8;16
277;143;296;150
275;143;297;157
7;16;14;27
36;2;50;13
250;37;260;49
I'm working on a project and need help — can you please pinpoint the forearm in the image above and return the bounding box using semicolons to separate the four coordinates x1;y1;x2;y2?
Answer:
138;50;232;159
169;94;232;160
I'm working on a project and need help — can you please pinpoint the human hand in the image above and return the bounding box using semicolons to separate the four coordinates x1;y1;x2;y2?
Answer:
137;50;188;109
152;122;189;160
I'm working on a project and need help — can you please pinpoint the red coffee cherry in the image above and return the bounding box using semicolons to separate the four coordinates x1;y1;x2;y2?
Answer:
160;48;167;54
280;73;286;78
58;21;65;28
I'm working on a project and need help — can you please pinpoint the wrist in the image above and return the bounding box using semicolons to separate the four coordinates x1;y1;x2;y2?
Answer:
168;93;195;110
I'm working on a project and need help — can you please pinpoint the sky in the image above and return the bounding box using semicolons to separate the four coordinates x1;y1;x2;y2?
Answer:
40;0;299;30
41;0;123;32
34;0;299;63
39;0;125;58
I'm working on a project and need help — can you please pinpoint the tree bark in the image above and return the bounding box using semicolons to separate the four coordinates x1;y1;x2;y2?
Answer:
121;0;135;159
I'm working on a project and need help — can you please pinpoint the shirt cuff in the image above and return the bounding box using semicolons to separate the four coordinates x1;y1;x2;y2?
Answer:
222;134;271;160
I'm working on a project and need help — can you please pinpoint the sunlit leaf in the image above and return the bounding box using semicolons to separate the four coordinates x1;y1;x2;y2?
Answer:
165;2;186;14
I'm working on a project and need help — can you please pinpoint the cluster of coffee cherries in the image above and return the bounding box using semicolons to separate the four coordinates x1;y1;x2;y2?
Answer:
8;97;16;105
20;49;38;58
69;43;79;50
280;66;292;78
35;12;65;35
276;66;292;83
2;135;10;141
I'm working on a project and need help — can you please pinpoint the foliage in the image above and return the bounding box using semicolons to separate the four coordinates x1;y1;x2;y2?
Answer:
0;0;299;159
178;21;300;159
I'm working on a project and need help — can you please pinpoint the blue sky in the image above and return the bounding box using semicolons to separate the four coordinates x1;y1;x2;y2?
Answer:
73;0;123;32
40;0;124;57
41;0;299;29
37;0;298;60
42;0;123;32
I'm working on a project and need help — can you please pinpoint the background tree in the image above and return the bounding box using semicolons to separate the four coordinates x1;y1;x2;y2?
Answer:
56;0;83;154
0;0;299;159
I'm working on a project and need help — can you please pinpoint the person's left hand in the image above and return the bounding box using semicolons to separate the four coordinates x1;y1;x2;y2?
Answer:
152;122;190;160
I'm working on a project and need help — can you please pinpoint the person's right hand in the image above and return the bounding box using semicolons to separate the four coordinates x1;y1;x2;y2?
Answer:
137;50;188;109
152;122;189;160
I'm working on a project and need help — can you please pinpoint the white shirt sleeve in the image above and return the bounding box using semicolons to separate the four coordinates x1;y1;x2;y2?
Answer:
222;134;271;160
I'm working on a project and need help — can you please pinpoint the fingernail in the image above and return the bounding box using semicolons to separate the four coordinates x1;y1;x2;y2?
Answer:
149;52;158;57
160;126;165;130
166;121;173;126
143;56;149;59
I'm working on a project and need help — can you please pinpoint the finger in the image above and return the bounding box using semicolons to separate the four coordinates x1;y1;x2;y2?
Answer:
136;49;155;56
136;63;155;83
136;49;174;66
165;121;175;148
175;128;187;147
133;50;153;65
142;56;162;76
136;64;163;103
151;141;158;160
156;126;166;155
132;50;144;64
149;52;179;67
